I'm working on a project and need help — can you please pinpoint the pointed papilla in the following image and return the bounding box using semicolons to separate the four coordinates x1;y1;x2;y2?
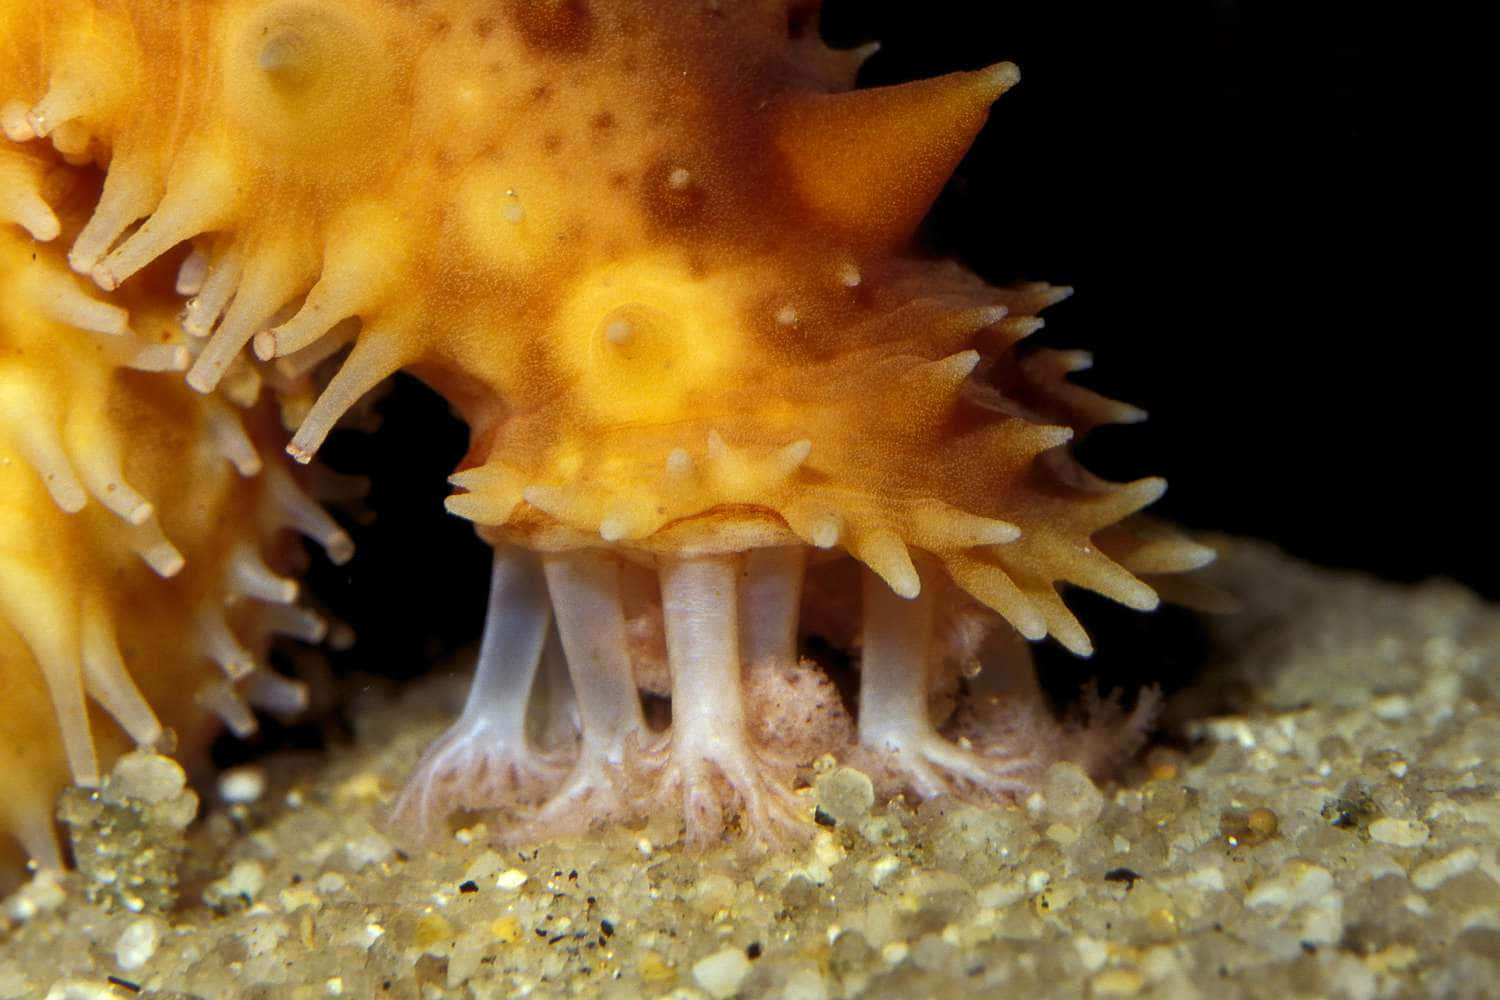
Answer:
774;63;1019;247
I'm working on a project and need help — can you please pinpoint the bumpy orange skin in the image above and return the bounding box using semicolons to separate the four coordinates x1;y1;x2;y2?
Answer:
1;1;1213;855
0;181;345;887
2;0;1198;631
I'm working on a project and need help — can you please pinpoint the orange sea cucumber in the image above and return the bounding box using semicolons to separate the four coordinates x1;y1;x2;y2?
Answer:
1;0;1213;860
0;175;349;886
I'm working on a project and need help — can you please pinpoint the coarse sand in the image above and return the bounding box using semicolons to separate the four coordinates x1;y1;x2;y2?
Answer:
3;539;1498;999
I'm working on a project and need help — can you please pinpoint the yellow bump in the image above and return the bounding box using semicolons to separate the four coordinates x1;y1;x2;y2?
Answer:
769;439;812;478
809;514;841;548
665;448;694;480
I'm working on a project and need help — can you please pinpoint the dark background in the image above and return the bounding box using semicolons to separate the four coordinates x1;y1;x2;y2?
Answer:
301;0;1468;687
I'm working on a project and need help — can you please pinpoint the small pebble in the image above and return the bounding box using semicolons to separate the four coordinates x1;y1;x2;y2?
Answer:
344;831;394;870
218;767;267;804
114;917;161;970
691;947;751;999
1037;763;1105;829
868;856;901;887
4;870;66;922
43;981;126;1000
206;859;266;905
1246;861;1333;910
315;872;347;895
1412;847;1479;891
1368;818;1429;848
814;767;875;826
494;868;529;891
781;966;830;1000
109;752;186;804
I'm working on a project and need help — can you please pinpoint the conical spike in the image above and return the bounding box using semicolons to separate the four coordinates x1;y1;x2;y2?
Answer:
444;464;522;527
188;244;312;392
129;517;186;577
909;349;981;394
4;387;88;512
92;149;236;290
784;503;843;549
204;400;263;477
68;159;159;277
937;305;1008;344
183;246;244;336
0;100;35;141
1021;349;1149;427
287;328;405;463
775;62;1019;245
228;543;299;604
255;206;407;359
911;501;1021;549
1088;477;1168;526
123;339;192;372
0;151;61;241
196;681;259;738
1067;554;1159;612
598;500;650;542
262;603;329;644
1094;523;1217;575
22;264;128;335
767;438;813;480
67;423;154;524
198;608;257;681
856;528;920;598
80;597;164;749
1027;585;1093;657
520;483;588;524
266;464;355;564
0;562;98;784
25;80;88;138
996;282;1073;314
946;554;1047;640
992;316;1045;349
273;319;356;380
244;669;309;715
175;246;210;295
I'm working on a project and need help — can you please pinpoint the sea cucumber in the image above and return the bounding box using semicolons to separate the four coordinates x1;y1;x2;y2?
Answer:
1;0;1213;866
0;171;348;885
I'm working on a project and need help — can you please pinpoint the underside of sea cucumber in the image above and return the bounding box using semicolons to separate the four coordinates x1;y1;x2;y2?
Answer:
0;0;1216;864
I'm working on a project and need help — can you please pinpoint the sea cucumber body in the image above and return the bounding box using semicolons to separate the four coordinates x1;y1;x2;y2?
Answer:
0;185;343;884
2;0;1212;854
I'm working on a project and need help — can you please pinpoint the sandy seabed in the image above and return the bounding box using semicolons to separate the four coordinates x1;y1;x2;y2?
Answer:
2;539;1498;999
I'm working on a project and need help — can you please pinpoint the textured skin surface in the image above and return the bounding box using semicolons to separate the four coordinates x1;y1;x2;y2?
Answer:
0;180;344;885
8;1;1185;623
0;0;1211;861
